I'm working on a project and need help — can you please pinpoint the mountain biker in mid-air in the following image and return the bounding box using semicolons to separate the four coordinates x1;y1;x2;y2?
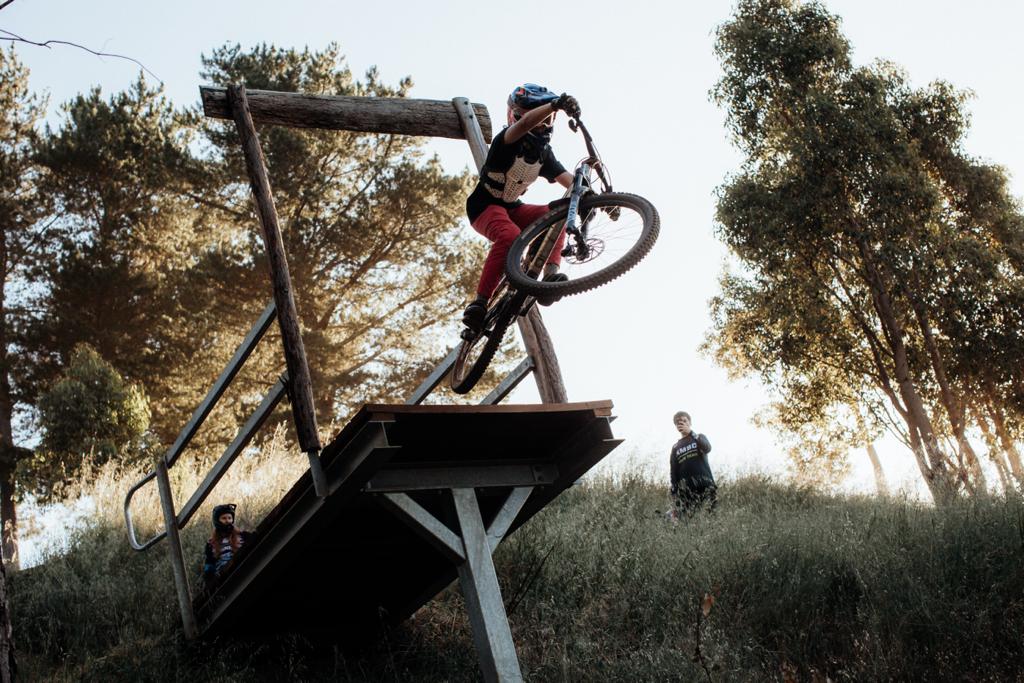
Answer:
462;83;582;333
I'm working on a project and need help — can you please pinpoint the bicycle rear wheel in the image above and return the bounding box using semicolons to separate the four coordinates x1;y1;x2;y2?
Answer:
504;192;659;298
449;293;521;394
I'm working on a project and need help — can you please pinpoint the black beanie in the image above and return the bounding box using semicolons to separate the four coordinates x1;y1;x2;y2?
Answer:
212;503;236;532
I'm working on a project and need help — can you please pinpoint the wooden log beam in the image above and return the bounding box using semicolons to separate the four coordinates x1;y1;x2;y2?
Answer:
517;310;568;403
203;86;492;142
227;85;322;456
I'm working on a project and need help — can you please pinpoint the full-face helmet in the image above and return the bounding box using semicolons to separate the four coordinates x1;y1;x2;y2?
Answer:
507;83;560;133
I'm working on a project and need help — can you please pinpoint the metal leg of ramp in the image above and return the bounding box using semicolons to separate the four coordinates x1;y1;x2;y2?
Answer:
380;486;534;683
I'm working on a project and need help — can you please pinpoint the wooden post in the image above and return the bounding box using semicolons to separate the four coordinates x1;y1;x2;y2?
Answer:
516;311;568;403
227;85;323;457
452;97;568;404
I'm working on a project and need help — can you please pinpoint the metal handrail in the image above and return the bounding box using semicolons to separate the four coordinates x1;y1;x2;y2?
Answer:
124;300;276;551
124;470;161;550
176;377;288;528
165;301;277;469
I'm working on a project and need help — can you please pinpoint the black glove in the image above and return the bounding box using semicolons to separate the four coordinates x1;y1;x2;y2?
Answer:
551;93;581;119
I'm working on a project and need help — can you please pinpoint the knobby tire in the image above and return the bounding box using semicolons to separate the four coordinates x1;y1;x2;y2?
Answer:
504;192;659;298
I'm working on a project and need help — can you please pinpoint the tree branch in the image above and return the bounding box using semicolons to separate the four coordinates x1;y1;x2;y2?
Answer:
0;29;161;82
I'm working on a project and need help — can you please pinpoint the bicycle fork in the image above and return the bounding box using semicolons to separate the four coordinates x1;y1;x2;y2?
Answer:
560;163;597;261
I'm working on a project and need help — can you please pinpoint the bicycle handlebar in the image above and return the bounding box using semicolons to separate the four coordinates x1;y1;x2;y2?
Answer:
568;116;611;191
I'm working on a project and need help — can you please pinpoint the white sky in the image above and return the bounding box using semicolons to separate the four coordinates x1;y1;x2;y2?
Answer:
4;0;1023;497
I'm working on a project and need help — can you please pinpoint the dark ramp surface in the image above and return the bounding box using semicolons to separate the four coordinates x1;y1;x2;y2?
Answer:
195;401;620;639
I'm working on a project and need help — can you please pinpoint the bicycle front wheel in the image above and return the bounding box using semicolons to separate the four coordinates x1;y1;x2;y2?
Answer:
504;192;659;298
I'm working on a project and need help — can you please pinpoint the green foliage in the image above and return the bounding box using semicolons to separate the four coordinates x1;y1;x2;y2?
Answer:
0;45;48;298
0;46;51;561
25;74;211;446
25;44;482;456
193;43;480;423
27;344;150;500
12;464;1024;681
707;0;1024;501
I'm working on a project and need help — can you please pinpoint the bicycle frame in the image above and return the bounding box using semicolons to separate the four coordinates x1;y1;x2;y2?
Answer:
522;117;610;278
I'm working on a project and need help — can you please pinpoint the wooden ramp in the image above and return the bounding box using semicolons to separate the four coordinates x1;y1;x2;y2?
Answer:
194;401;620;646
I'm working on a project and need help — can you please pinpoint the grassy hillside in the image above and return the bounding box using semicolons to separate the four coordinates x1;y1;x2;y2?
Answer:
10;445;1024;681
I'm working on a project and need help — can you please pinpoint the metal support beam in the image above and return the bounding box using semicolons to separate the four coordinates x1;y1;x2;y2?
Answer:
177;377;289;527
452;488;523;683
164;300;276;469
376;484;528;682
366;463;557;492
452;97;490;171
480;357;535;406
405;346;460;405
486;487;533;553
378;493;465;563
155;461;198;639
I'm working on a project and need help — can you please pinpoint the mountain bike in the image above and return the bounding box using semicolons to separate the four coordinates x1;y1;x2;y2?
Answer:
450;116;660;394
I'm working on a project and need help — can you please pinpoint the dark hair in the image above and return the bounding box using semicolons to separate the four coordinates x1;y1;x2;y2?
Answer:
209;527;243;559
673;411;691;422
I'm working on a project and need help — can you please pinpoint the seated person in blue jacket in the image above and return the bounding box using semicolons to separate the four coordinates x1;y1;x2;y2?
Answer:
669;411;716;517
203;503;254;586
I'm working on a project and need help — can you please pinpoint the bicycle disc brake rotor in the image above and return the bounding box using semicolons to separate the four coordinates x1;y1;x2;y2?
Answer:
566;237;605;265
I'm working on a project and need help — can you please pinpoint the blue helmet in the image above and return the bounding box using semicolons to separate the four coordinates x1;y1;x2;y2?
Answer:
507;83;559;118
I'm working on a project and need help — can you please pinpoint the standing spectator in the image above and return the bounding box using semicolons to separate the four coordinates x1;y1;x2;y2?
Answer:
669;411;716;517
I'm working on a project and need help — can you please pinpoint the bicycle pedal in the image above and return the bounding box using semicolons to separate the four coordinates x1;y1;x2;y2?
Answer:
460;327;477;341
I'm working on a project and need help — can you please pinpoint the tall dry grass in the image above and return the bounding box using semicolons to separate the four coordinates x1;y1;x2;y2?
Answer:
10;440;1024;681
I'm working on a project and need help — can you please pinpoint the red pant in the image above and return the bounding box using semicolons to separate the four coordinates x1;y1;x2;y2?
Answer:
472;203;564;298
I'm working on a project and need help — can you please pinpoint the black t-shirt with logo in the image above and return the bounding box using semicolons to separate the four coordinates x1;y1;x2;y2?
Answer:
670;432;714;492
466;128;567;223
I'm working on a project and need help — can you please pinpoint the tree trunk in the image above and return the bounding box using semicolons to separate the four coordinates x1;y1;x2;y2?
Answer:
858;240;956;504
864;441;889;497
0;466;13;572
0;559;14;683
0;204;17;683
986;396;1024;490
910;297;985;494
972;408;1012;493
963;441;987;495
0;298;17;567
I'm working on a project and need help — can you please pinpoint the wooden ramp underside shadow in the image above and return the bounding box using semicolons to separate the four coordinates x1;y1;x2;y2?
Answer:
194;400;620;639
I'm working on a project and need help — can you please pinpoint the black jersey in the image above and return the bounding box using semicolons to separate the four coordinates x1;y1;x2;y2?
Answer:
466;128;567;222
670;432;714;492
